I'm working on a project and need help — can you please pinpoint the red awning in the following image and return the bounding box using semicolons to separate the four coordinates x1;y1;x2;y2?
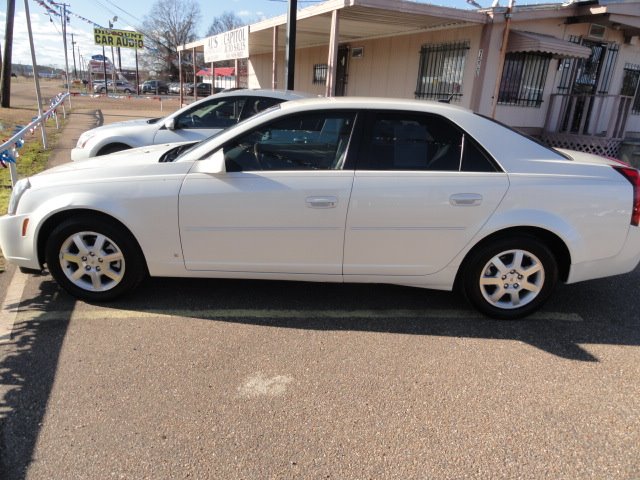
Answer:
214;67;235;77
196;67;235;77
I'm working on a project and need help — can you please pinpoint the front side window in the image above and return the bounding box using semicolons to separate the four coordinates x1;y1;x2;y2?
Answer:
498;52;551;107
359;112;496;172
415;41;469;102
222;111;356;171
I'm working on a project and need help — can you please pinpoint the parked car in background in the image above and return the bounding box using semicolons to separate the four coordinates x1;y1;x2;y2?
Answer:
184;83;212;96
5;98;640;319
94;80;135;94
141;80;169;94
71;89;311;160
168;82;181;94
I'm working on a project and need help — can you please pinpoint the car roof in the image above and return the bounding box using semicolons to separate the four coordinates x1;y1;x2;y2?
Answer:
213;88;315;101
276;96;469;115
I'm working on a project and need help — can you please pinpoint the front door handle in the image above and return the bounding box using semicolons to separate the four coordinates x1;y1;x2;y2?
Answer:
450;193;483;206
306;196;338;208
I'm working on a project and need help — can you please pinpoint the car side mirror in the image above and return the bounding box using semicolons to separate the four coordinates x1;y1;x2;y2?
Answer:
195;149;226;175
164;118;176;130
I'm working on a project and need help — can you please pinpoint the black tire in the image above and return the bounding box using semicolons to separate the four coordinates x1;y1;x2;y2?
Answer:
45;215;147;302
97;144;130;156
124;89;132;94
461;235;558;320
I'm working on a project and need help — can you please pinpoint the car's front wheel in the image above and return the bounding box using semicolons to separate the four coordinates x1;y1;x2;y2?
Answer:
462;236;558;319
45;216;147;302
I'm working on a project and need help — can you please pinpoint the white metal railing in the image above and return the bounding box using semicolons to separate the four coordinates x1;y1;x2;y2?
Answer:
0;92;70;187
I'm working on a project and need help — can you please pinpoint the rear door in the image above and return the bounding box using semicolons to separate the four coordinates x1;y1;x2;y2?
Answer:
343;111;509;276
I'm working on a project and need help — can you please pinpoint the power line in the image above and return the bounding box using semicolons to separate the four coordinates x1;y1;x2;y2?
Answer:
103;0;142;24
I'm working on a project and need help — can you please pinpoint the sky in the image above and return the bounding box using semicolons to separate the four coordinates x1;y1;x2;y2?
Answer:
1;0;524;71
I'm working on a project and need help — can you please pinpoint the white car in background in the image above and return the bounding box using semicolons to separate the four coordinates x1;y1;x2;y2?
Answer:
3;97;639;319
70;89;310;161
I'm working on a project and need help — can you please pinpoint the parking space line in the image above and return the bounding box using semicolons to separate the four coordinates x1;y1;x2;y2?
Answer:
0;270;28;344
11;307;583;323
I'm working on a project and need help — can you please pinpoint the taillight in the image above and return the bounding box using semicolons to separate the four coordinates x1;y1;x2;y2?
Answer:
614;166;640;226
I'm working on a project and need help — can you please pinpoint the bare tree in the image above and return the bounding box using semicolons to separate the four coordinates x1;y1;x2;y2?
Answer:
205;11;245;37
139;0;200;79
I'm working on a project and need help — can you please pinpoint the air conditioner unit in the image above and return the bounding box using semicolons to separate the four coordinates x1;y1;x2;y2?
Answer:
588;24;606;39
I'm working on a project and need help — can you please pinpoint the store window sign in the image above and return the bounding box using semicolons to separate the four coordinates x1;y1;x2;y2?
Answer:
204;26;249;62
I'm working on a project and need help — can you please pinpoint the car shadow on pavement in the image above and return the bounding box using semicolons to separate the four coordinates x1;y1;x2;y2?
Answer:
108;267;640;364
0;278;75;480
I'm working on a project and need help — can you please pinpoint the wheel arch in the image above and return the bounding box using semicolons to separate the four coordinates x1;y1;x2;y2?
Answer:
96;142;132;156
455;226;571;287
36;209;148;275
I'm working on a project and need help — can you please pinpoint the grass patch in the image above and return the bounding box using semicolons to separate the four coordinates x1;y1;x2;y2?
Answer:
0;118;67;272
0;120;66;211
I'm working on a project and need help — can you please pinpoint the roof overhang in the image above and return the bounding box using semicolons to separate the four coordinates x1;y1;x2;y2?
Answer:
568;1;640;37
247;0;488;56
180;0;487;55
507;30;592;58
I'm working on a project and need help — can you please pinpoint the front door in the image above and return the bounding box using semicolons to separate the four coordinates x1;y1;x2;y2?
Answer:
335;46;349;96
560;40;619;134
179;110;357;274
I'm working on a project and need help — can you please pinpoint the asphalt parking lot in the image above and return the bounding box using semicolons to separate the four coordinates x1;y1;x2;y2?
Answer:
1;96;639;479
1;266;639;479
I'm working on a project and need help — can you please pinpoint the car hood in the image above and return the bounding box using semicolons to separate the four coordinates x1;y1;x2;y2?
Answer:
31;142;193;187
94;117;161;131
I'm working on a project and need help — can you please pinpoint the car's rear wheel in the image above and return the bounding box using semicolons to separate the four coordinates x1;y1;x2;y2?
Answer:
462;236;558;319
45;216;146;302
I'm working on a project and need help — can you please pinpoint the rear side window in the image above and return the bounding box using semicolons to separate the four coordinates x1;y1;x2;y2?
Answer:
359;112;498;172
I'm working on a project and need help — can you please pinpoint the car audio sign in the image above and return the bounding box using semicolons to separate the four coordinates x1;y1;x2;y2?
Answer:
204;26;249;62
94;28;144;49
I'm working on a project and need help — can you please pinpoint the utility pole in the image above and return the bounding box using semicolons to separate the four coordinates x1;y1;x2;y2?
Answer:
59;2;70;95
71;33;77;79
24;0;47;149
1;0;16;107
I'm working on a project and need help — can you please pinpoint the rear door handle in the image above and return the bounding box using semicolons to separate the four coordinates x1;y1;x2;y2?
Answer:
306;196;338;208
450;193;483;206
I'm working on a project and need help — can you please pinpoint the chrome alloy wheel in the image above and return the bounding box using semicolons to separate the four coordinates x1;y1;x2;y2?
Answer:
478;249;545;310
59;231;125;292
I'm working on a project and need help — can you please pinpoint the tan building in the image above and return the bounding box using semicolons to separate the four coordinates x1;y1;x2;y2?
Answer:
180;0;640;161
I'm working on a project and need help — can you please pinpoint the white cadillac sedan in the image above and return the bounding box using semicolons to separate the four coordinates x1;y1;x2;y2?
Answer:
70;89;310;161
2;98;639;319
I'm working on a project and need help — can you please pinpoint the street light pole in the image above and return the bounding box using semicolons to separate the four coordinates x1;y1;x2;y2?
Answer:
109;17;118;82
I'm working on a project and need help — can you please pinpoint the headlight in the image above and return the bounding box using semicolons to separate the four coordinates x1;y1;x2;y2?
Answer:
8;178;31;215
76;131;96;148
